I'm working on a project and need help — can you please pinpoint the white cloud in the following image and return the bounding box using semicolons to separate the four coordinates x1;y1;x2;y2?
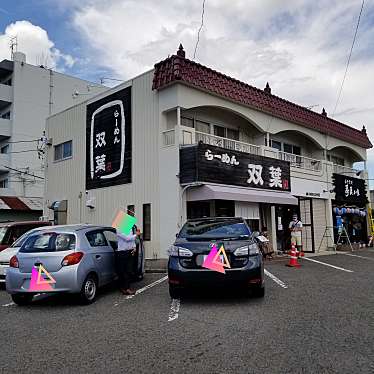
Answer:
0;20;76;70
48;0;374;178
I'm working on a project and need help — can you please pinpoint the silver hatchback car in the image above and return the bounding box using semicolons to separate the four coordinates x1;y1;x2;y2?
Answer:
6;225;118;305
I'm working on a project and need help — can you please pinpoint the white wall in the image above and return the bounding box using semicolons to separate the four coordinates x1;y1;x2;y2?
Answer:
5;58;107;198
45;70;164;259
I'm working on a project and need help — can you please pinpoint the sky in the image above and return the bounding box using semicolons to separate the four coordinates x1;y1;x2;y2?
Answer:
0;0;373;186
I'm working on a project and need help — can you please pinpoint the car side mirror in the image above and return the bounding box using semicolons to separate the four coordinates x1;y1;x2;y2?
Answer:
252;231;260;238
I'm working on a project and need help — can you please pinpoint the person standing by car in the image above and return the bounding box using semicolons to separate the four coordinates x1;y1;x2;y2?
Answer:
289;213;303;253
116;228;140;295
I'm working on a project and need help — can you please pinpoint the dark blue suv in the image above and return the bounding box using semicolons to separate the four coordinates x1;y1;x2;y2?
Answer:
168;217;264;298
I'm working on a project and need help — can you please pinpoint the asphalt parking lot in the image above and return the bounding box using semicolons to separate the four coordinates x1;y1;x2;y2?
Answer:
1;250;374;374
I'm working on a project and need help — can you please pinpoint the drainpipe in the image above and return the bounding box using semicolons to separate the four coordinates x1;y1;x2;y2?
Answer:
176;106;181;145
270;205;277;254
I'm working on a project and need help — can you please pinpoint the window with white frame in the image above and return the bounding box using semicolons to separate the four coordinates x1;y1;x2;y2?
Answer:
54;140;72;161
181;116;194;128
214;125;239;140
195;120;210;134
271;140;301;155
327;154;344;166
1;111;10;120
271;140;282;151
0;179;9;188
284;143;301;155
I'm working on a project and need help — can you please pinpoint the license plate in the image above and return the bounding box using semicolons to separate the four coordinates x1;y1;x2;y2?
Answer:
203;255;224;263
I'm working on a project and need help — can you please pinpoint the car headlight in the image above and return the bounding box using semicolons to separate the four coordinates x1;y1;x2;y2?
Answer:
234;243;259;256
248;243;260;256
168;245;193;257
234;246;248;256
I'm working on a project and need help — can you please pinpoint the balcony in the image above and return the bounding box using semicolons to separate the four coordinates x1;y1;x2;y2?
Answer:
162;127;370;180
278;151;322;172
0;153;10;174
163;128;323;172
0;118;11;139
194;131;261;156
0;83;12;109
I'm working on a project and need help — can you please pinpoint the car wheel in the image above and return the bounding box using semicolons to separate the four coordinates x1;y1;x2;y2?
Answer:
11;294;33;306
252;286;265;298
79;274;98;304
169;285;181;299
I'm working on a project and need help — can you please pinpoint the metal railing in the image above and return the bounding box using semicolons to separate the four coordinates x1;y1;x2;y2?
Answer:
162;129;175;146
277;151;322;171
194;131;261;155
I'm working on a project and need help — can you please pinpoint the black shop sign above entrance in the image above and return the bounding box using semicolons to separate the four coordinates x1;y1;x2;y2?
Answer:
86;86;132;190
180;143;291;191
332;173;367;205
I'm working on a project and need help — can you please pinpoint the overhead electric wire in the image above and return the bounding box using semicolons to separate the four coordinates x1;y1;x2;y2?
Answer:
193;0;206;60
6;139;39;144
332;0;365;117
2;165;44;179
4;150;39;154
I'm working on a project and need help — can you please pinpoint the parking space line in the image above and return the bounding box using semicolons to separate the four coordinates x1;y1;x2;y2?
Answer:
264;269;288;289
2;302;15;307
114;275;168;305
304;257;353;273
168;298;180;322
343;253;374;261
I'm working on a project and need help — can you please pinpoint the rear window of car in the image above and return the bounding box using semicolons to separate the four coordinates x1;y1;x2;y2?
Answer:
11;231;35;248
178;219;251;240
20;233;76;253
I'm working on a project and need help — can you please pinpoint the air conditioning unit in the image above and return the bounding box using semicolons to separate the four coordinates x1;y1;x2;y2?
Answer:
39;215;49;221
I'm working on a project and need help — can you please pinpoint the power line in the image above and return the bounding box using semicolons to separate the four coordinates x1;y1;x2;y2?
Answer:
2;165;44;179
6;139;39;144
193;0;206;60
332;0;365;117
4;150;39;154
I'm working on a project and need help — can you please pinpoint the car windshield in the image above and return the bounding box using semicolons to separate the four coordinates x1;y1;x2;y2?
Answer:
20;232;76;253
0;227;8;244
178;219;251;240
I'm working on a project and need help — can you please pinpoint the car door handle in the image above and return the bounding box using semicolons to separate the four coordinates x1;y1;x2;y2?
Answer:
95;255;101;259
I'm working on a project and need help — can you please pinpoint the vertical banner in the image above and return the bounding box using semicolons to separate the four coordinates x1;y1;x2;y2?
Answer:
86;87;132;189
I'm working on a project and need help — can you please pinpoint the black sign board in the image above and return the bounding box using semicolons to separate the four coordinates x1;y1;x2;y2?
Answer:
333;173;367;205
180;143;291;191
86;87;131;190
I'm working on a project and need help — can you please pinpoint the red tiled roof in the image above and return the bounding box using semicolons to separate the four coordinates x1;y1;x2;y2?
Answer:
152;53;372;149
0;197;42;211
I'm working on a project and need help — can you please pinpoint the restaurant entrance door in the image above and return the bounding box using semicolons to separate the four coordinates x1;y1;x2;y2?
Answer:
299;197;315;253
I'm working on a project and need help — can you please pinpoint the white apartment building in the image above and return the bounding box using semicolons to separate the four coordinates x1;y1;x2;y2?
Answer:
44;45;372;258
0;51;107;221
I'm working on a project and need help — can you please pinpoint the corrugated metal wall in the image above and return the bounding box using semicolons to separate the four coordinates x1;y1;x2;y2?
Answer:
45;71;162;258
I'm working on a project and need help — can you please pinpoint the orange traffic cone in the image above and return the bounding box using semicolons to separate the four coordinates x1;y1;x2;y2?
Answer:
286;242;301;268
